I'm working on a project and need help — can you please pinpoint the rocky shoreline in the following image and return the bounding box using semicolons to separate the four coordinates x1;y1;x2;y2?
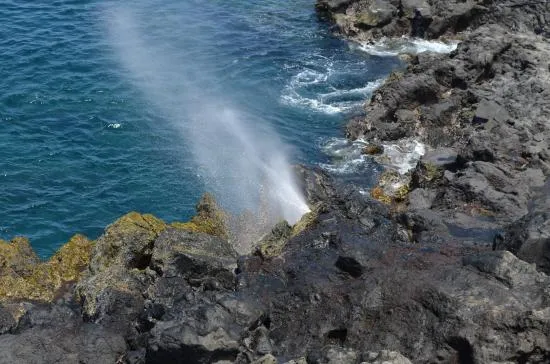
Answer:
1;1;549;363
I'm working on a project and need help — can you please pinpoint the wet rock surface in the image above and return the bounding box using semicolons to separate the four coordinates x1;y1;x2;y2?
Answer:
0;1;549;363
321;0;550;250
0;167;548;363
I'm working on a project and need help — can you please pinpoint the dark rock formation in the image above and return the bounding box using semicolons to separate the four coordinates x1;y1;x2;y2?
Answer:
0;168;548;363
317;0;550;41
318;0;550;250
0;1;548;363
497;182;550;275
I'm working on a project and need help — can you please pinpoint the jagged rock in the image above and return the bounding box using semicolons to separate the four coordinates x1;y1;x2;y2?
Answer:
0;237;39;276
401;0;431;18
1;2;550;362
256;221;292;259
0;323;127;364
0;302;127;364
171;193;229;239
151;228;237;289
362;143;384;155
355;1;397;29
0;234;93;302
89;211;166;273
0;305;16;335
411;148;457;188
76;212;166;328
497;185;550;274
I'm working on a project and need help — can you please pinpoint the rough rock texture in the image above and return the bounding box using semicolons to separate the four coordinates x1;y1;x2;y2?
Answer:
0;303;127;364
317;0;550;41
0;1;549;363
171;193;229;239
318;0;550;250
0;167;549;362
0;235;93;302
497;182;550;274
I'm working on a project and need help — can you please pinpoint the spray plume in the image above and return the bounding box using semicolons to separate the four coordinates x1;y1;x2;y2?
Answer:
104;5;310;250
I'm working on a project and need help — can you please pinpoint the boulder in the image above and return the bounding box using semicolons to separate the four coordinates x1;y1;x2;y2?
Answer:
151;228;237;289
497;185;550;274
411;148;458;188
401;0;431;18
362;143;384;155
472;99;511;125
355;1;397;29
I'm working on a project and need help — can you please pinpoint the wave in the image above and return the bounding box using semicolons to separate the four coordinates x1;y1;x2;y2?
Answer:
319;137;369;174
281;75;384;114
320;137;426;176
353;36;459;57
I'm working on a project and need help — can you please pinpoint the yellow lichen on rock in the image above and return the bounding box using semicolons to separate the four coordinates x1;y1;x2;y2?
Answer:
291;206;319;237
371;186;393;204
370;170;411;205
44;234;94;283
422;162;443;182
0;237;39;276
89;212;167;273
172;193;228;239
0;234;93;302
257;221;292;259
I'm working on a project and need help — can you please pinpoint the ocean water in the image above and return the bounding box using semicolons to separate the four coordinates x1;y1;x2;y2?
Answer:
1;0;403;257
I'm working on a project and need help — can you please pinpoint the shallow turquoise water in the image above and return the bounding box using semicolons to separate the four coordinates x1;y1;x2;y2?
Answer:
1;0;400;257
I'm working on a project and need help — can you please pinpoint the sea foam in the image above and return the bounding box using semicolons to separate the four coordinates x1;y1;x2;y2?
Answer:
354;36;459;57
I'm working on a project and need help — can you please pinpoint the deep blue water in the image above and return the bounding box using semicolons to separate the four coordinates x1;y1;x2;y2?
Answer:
1;0;401;257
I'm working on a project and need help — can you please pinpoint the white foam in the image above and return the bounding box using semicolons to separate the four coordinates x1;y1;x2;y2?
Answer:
281;78;384;114
107;123;122;129
354;36;459;57
319;137;368;174
280;92;347;114
291;69;328;86
381;139;426;174
319;79;384;103
320;137;426;175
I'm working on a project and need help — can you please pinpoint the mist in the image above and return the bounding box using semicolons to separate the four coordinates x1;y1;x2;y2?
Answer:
103;4;310;246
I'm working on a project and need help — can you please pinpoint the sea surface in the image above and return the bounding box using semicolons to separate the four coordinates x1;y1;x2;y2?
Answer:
1;0;403;257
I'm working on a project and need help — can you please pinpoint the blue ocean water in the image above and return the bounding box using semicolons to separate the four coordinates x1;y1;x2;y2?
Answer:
1;0;401;257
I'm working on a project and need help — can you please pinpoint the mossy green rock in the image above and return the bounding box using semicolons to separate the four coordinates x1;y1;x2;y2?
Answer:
0;237;39;276
256;221;292;259
291;208;319;237
371;170;411;205
362;143;384;155
0;235;93;302
171;193;229;239
77;211;166;319
89;211;167;273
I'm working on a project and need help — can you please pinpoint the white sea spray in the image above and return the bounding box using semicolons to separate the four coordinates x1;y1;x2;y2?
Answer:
103;5;310;251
